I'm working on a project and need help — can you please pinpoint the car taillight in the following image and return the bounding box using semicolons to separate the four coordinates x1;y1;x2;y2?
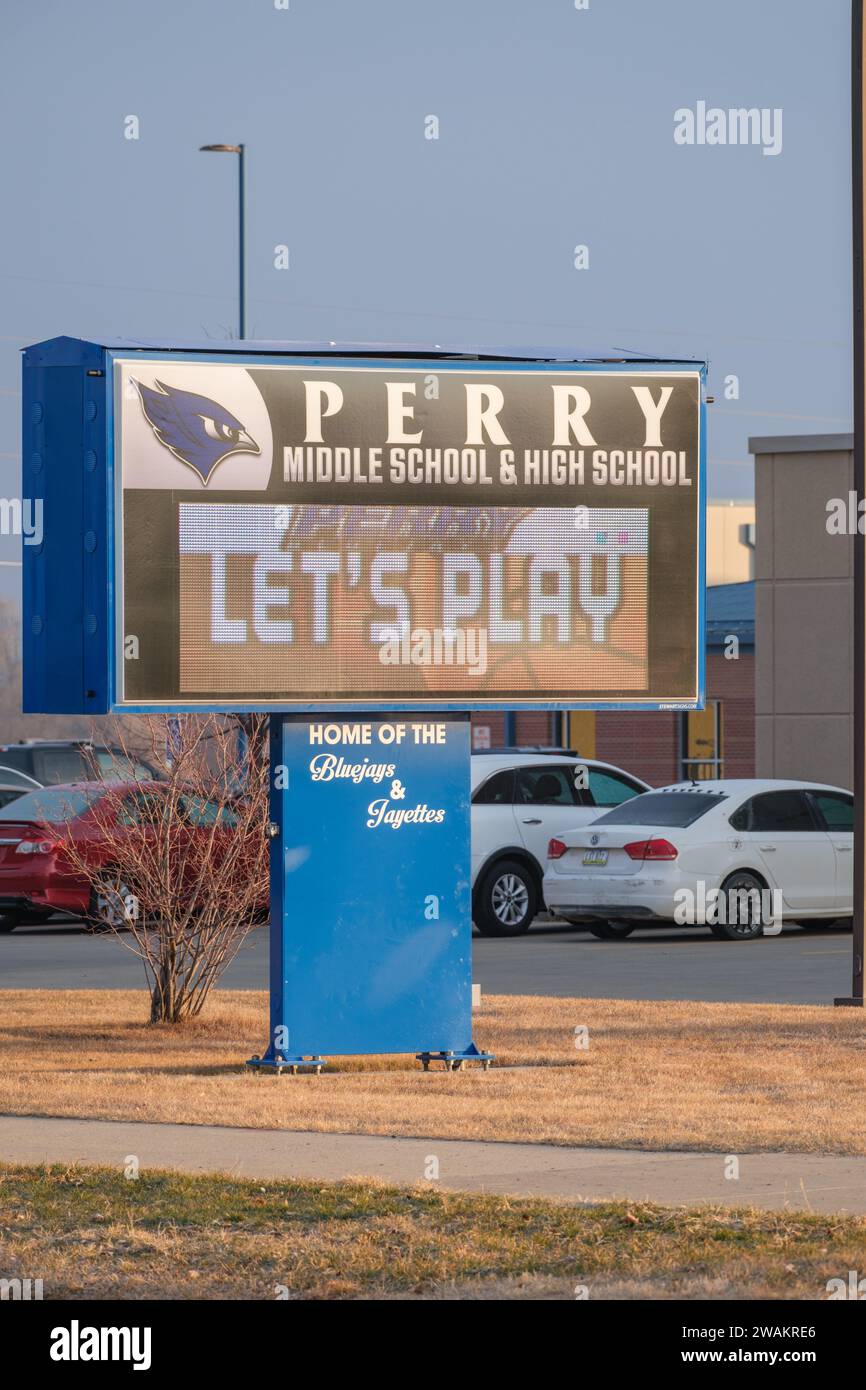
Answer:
14;839;58;856
623;837;678;861
547;837;567;859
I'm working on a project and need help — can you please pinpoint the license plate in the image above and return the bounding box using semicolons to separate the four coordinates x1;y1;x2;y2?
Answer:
582;849;608;867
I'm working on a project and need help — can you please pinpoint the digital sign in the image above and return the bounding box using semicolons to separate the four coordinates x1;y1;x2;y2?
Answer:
173;502;650;697
21;341;706;713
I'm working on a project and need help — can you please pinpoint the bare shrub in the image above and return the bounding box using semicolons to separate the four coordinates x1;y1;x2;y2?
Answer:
58;715;269;1022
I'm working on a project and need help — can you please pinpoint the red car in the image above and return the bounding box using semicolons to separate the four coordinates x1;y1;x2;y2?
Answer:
0;781;264;931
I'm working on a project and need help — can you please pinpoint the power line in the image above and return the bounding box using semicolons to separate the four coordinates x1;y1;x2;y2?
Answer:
0;273;850;354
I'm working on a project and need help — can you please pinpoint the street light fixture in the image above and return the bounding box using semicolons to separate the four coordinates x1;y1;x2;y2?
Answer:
199;142;246;339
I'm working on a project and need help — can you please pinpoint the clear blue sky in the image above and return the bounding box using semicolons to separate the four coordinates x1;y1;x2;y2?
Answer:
0;0;853;596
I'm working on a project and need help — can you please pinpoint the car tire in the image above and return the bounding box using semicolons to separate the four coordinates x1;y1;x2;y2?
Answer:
87;871;137;933
0;914;20;933
474;859;538;937
588;920;636;940
711;871;767;941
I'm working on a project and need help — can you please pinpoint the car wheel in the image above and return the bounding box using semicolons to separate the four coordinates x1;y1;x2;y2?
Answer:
88;872;137;932
0;913;20;934
712;871;766;941
588;920;636;940
475;859;538;937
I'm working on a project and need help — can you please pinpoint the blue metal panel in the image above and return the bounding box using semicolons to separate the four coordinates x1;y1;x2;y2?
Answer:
82;362;111;711
258;713;475;1060
22;363;86;712
706;581;755;649
21;342;111;714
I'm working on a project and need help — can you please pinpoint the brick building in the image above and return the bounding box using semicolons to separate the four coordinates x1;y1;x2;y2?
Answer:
471;581;755;787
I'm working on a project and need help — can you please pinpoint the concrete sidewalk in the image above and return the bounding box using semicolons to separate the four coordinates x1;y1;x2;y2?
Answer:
1;1113;864;1214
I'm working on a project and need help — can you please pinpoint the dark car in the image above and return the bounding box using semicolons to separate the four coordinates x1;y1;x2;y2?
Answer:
0;741;158;788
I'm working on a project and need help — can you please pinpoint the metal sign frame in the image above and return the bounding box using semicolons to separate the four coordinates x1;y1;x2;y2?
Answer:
840;0;865;1006
22;337;708;717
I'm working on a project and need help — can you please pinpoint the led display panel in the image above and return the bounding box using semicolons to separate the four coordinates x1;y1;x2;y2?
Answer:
114;358;703;709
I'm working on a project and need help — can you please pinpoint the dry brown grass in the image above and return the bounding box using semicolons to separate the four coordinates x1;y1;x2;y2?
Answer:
4;1163;866;1300
1;990;865;1154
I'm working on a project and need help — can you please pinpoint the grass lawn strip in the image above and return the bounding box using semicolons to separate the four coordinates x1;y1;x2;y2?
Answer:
2;1163;865;1301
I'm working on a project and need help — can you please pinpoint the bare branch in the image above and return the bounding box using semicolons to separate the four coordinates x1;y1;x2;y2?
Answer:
59;714;269;1022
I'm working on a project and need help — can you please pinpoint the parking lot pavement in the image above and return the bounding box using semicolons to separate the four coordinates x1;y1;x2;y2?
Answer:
0;916;853;1004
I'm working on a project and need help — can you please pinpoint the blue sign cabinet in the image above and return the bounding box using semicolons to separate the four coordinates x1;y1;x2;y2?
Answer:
249;712;489;1072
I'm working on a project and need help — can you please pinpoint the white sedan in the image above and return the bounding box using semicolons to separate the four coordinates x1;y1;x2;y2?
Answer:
542;779;854;941
471;751;650;936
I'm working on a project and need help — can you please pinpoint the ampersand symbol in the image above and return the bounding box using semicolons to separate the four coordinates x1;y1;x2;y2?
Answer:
390;779;405;800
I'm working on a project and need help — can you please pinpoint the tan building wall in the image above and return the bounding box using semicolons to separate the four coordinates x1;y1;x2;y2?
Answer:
706;501;755;586
751;433;854;789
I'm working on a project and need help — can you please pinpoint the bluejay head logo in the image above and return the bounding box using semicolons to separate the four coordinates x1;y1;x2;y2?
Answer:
133;378;260;484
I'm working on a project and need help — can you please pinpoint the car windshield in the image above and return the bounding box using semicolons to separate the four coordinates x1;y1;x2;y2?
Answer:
94;750;155;781
0;786;104;823
593;790;727;828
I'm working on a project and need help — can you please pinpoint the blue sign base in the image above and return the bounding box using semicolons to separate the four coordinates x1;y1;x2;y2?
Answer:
247;1054;328;1075
416;1043;493;1073
247;712;493;1073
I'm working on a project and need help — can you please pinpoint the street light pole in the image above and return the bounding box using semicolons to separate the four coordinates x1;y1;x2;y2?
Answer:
199;142;246;340
838;0;865;1006
199;140;252;766
238;143;245;340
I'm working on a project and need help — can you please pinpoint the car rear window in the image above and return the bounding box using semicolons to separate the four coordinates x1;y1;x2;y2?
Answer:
0;786;103;823
593;791;727;828
95;750;156;781
32;749;92;785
